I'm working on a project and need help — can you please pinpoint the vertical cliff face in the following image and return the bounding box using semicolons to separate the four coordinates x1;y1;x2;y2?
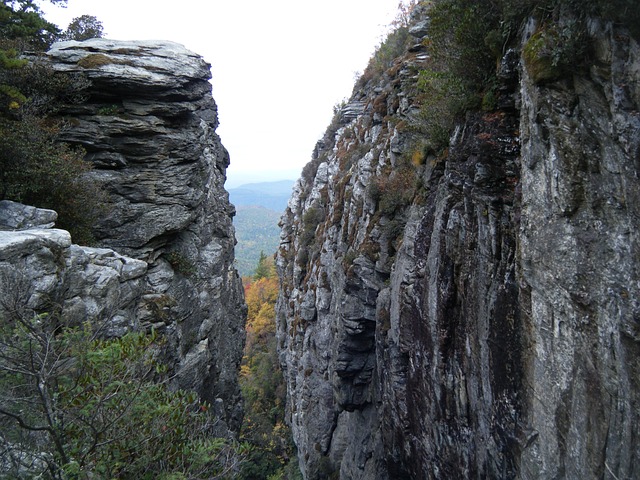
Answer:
9;39;246;432
277;10;639;480
518;18;640;478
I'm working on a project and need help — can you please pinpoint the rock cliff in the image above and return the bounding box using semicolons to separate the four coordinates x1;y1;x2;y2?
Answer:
276;8;639;480
0;39;245;433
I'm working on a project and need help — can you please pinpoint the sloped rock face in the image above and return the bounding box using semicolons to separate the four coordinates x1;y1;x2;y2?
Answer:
47;39;228;255
3;39;246;433
277;11;639;480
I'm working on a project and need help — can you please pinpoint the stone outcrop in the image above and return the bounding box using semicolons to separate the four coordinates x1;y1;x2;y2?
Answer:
0;201;148;339
276;9;639;480
0;39;245;433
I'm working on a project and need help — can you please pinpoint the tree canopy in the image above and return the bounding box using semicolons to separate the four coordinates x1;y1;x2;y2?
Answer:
61;14;104;41
0;0;64;49
0;297;246;478
239;259;301;479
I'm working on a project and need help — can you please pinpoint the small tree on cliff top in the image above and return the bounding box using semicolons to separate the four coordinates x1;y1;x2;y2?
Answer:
61;15;104;41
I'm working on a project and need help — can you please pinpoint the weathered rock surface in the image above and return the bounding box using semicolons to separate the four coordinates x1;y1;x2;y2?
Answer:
276;10;639;480
518;18;640;479
0;202;148;338
0;39;245;434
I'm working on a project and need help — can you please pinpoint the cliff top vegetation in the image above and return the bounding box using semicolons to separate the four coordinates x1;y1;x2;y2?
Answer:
0;0;104;243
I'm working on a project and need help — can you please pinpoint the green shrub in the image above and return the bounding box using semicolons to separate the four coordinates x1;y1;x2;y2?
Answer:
410;1;499;151
523;19;589;83
300;206;325;249
97;103;120;115
369;161;417;218
427;0;500;91
359;25;412;85
0;116;104;244
166;251;197;277
0;38;99;245
0;311;246;479
416;69;476;150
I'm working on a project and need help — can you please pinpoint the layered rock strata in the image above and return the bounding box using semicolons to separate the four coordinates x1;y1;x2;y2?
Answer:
276;11;639;480
0;39;245;433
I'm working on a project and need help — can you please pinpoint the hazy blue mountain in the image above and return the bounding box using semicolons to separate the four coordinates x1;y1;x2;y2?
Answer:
233;205;283;277
228;180;295;212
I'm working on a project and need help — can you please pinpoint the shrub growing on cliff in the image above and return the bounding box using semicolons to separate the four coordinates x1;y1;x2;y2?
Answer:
0;276;246;478
0;2;104;244
359;22;411;86
407;0;501;152
300;206;325;250
416;0;639;151
0;116;103;244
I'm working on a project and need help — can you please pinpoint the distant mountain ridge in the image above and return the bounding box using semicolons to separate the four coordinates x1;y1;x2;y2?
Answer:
230;180;294;276
228;179;294;212
233;205;281;277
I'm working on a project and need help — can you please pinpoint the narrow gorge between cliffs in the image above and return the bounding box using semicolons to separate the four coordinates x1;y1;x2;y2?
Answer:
1;1;639;479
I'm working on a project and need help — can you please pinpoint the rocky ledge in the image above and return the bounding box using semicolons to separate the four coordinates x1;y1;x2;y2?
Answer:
0;39;245;433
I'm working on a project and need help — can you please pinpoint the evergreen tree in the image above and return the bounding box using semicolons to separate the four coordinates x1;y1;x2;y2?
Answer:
254;251;276;280
61;14;104;41
0;0;64;50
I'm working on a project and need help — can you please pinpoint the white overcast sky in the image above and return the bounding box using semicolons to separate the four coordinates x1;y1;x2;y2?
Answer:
38;0;400;187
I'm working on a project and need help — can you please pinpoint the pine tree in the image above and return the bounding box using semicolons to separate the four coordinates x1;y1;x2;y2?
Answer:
254;251;275;280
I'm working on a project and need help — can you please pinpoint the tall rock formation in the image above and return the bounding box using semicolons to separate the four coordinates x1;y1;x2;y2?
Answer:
0;39;245;433
276;8;639;480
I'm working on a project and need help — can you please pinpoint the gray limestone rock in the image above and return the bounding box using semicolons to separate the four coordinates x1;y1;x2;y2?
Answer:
276;10;640;480
0;200;58;230
517;18;640;480
0;226;146;335
0;39;245;439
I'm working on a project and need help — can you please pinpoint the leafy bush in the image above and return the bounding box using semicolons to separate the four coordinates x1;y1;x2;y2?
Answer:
166;251;197;277
416;0;639;152
359;25;412;85
409;0;500;152
0;29;102;244
0;116;103;244
0;308;246;479
370;162;417;218
0;2;104;245
300;206;325;249
416;69;473;151
427;0;500;91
